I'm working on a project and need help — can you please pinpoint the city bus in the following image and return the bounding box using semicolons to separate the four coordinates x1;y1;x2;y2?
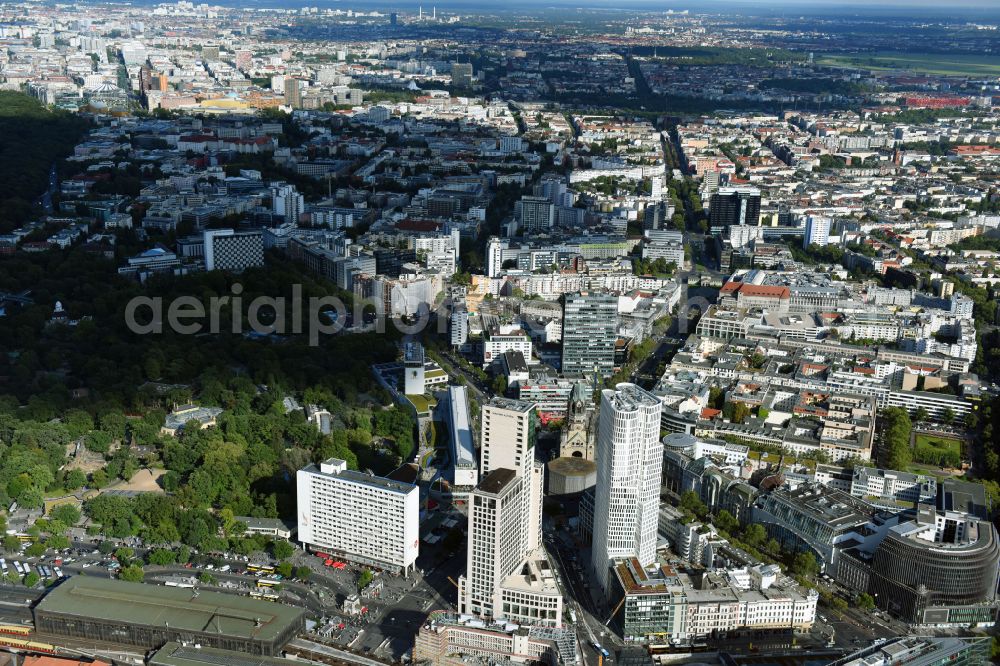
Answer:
247;564;275;575
249;590;279;602
165;580;194;588
256;579;280;589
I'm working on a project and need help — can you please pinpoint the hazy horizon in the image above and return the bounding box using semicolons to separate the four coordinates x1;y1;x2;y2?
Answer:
103;0;1000;20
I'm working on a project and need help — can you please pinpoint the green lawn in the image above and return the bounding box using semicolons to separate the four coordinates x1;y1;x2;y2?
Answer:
749;451;782;464
432;417;449;449
818;52;1000;77
914;433;961;454
913;433;963;468
405;394;436;415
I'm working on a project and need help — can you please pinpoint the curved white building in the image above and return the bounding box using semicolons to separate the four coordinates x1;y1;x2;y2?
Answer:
591;383;663;593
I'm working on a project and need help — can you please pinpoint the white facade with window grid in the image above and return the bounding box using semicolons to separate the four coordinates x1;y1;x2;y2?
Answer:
591;383;663;594
203;229;264;273
297;458;418;574
458;469;525;618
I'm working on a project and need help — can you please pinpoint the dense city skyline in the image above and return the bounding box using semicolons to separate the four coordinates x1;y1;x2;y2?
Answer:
0;0;999;665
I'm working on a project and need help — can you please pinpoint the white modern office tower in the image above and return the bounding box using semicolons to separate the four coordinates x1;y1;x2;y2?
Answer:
272;183;305;222
481;398;543;552
803;215;832;248
590;383;664;594
481;398;535;475
297;458;419;575
456;398;561;627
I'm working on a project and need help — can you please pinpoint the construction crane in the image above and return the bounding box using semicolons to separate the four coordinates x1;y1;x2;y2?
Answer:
604;596;626;625
447;576;460;589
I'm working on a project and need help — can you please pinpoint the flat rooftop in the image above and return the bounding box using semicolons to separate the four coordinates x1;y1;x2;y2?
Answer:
767;483;874;528
233;516;295;532
486;396;535;414
35;576;303;643
547;457;597;476
308;460;417;495
404;341;425;365
613;557;682;596
387;463;421;486
500;550;561;596
603;383;662;411
447;385;476;468
477;468;518;495
150;642;301;666
502;351;529;374
940;478;989;519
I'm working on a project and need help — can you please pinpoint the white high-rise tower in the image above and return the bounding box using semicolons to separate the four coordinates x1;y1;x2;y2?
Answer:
590;383;663;594
486;236;505;278
458;469;524;618
481;398;543;553
457;398;561;627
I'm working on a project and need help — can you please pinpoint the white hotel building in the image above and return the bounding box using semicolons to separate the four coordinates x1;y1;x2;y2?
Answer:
591;383;664;594
297;458;419;574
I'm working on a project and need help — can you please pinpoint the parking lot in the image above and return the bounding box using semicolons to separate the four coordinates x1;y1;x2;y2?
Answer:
0;512;471;664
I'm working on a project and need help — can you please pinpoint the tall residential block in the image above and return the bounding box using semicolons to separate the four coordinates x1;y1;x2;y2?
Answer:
283;76;303;108
451;62;473;88
803;215;831;248
519;196;554;234
450;305;469;347
708;186;761;232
